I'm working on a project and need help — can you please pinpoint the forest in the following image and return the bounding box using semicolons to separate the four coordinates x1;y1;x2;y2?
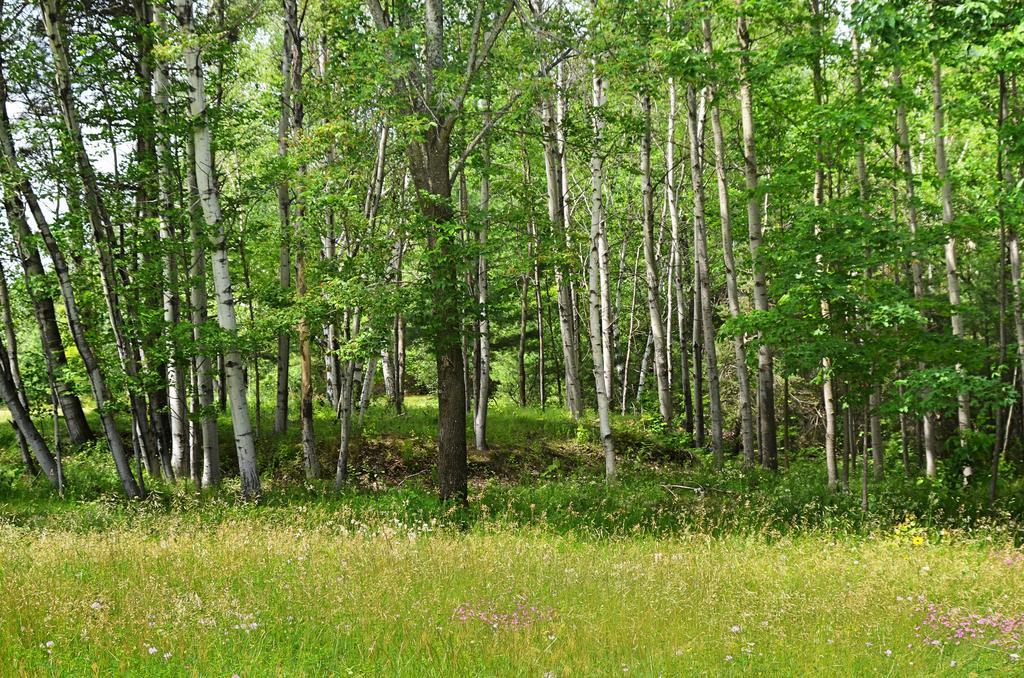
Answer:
1;0;1023;674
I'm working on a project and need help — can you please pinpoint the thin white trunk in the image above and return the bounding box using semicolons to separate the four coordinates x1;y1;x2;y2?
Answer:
810;0;837;487
154;5;189;479
177;0;259;497
736;7;777;468
359;356;377;426
932;55;970;437
893;62;936;475
705;17;754;465
640;94;673;425
685;84;724;463
589;68;615;478
474;108;491;451
40;0;159;473
540;91;583;418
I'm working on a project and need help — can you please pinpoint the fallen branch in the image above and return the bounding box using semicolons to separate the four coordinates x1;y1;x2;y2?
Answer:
661;483;738;498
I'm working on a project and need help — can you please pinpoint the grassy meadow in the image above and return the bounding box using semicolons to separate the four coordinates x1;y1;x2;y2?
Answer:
3;397;1024;676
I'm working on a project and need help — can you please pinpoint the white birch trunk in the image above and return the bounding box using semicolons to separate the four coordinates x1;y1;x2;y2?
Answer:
685;84;724;463
589;69;615;478
640;94;673;425
932;55;971;438
177;0;259;497
705;17;754;465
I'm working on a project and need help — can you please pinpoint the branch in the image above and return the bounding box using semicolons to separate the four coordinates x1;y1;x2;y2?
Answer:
449;89;524;184
444;0;517;131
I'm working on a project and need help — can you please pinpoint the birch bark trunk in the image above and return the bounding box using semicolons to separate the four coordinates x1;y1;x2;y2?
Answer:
589;68;615;478
177;0;260;497
0;62;91;447
40;0;160;474
932;55;971;438
0;151;141;496
705;17;754;464
0;324;59;487
667;78;693;434
474;108;491;451
186;139;220;487
0;263;35;474
685;84;724;463
153;4;190;479
810;0;837;487
893;62;937;476
640;94;673;425
540;93;583;419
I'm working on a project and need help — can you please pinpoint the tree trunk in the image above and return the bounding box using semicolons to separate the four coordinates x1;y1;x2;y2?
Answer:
851;28;882;481
275;0;294;436
0;263;34;474
474;108;492;451
404;116;468;500
705;17;753;465
640;93;673;425
1003;74;1024;459
667;77;694;435
0;326;59;488
736;5;777;469
359;356;376;425
285;0;320;480
932;55;971;438
685;84;724;463
185;139;221;487
4;156;141;497
152;4;190;480
40;0;160;473
178;0;259;498
335;312;362;487
810;0;837;487
540;92;583;419
893;61;937;476
0;71;91;447
589;68;615;479
518;277;528;406
621;245;641;414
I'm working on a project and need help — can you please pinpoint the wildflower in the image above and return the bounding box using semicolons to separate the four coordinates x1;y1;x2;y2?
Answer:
725;655;733;662
1011;653;1020;661
148;647;158;655
911;536;925;546
885;649;892;657
45;641;54;648
950;660;956;667
163;652;172;660
730;625;742;633
90;601;102;611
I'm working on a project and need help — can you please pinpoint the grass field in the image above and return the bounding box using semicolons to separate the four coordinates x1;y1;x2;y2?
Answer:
3;397;1024;675
3;522;1024;675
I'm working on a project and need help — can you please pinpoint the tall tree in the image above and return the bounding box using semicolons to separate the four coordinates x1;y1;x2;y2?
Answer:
176;0;260;498
735;3;777;469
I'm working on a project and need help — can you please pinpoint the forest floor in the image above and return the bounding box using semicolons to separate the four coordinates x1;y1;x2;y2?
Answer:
2;397;1024;675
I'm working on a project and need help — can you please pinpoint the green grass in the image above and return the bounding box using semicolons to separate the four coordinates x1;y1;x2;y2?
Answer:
2;521;1024;675
3;396;1024;674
